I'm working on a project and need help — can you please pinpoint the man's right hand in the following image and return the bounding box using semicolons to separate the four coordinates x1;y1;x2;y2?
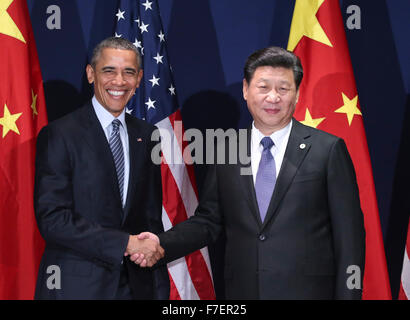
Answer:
124;233;164;267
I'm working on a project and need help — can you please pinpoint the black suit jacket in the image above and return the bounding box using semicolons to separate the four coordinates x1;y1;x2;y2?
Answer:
159;119;365;299
34;102;169;299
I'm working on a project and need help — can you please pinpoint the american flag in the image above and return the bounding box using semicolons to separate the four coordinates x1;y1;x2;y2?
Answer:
114;0;215;300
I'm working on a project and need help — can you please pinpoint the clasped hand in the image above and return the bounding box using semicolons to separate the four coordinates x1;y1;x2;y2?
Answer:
124;232;164;267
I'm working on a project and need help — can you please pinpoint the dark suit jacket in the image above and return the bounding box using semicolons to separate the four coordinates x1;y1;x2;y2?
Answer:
34;102;169;299
159;119;365;299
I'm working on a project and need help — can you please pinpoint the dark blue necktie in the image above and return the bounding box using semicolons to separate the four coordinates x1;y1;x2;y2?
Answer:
109;119;125;205
255;137;276;222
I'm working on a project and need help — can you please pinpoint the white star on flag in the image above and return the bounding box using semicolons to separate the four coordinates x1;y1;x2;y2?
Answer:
116;9;125;21
142;0;153;11
149;75;160;87
153;53;163;64
158;31;165;42
133;38;142;48
145;97;156;110
139;21;149;33
168;85;176;95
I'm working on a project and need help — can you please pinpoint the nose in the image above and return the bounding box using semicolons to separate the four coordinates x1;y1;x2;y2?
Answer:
266;90;280;103
112;72;126;85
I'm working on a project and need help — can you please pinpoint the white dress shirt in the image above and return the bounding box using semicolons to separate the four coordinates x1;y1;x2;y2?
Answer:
92;96;130;207
251;120;293;184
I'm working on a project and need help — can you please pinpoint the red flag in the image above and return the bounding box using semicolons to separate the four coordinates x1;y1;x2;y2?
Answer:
287;0;391;299
0;0;47;299
399;220;410;300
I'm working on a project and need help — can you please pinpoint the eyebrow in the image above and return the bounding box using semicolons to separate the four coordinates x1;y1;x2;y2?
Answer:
101;66;115;71
256;78;269;83
256;78;291;85
278;82;292;88
124;67;137;73
101;66;137;73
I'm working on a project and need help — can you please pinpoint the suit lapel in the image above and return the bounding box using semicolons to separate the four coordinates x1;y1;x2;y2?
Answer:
80;102;124;212
261;120;311;230
122;115;145;224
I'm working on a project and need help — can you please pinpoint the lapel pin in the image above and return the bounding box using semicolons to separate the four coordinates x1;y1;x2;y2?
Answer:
137;138;142;142
299;143;306;149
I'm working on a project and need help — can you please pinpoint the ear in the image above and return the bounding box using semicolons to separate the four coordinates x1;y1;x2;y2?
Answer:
242;79;249;101
136;69;144;88
295;89;300;103
86;64;95;84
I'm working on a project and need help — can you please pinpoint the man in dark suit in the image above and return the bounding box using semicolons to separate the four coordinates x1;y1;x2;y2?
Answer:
133;46;365;299
34;37;169;299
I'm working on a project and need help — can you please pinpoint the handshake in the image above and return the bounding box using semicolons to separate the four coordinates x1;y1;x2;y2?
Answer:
124;232;164;267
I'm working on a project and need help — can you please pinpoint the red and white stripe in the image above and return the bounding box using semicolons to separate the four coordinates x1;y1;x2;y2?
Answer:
399;220;410;300
156;110;215;300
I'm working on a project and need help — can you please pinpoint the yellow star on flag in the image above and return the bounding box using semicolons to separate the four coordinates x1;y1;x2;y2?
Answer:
31;89;38;116
287;0;332;51
334;92;362;126
300;107;326;128
0;104;23;138
0;0;26;43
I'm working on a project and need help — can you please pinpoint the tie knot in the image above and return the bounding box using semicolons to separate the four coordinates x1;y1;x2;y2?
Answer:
260;137;274;150
112;119;121;132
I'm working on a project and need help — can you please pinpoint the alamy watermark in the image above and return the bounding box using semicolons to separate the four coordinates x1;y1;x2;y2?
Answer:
346;265;361;290
346;5;361;30
46;5;61;30
150;121;252;175
45;5;361;31
46;265;61;290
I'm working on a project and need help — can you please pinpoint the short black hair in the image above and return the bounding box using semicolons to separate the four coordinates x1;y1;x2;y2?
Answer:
90;37;141;70
244;46;303;89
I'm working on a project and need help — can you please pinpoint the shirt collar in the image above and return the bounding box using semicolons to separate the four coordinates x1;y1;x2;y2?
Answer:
92;95;126;130
252;119;293;149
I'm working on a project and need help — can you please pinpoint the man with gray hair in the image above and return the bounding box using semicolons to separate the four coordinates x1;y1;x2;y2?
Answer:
34;37;169;299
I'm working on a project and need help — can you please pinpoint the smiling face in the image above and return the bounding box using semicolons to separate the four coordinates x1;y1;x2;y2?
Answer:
86;47;143;117
243;66;299;135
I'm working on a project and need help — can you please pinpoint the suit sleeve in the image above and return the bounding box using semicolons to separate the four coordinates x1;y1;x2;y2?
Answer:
158;163;223;263
326;138;366;300
34;125;129;269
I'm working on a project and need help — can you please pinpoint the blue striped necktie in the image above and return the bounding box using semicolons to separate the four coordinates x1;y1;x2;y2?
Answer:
109;119;125;206
255;137;276;222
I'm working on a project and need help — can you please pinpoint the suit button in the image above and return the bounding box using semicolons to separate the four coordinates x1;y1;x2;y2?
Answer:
259;234;266;241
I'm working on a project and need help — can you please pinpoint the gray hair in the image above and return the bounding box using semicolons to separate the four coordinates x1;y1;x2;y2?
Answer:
90;37;142;70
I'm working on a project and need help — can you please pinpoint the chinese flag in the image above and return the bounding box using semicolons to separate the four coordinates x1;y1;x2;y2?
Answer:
0;0;47;299
287;0;391;299
398;220;410;300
